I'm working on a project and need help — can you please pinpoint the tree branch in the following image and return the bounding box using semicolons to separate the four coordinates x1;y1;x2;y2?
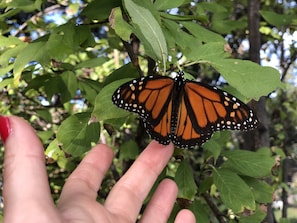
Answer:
12;4;64;37
202;193;227;223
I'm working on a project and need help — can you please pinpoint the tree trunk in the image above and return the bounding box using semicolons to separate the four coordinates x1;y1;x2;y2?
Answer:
246;0;270;150
247;0;275;222
281;158;289;218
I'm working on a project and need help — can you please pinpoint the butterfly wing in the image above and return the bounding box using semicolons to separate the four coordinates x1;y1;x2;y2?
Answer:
172;80;258;147
171;92;213;147
112;75;174;144
142;98;173;145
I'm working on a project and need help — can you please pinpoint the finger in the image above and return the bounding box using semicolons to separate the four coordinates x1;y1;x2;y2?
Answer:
2;116;56;218
104;140;174;222
140;179;178;223
58;144;114;206
175;209;196;223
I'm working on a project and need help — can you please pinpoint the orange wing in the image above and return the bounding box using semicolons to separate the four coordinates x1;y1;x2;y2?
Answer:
112;75;175;144
172;93;213;147
143;98;173;145
171;80;258;147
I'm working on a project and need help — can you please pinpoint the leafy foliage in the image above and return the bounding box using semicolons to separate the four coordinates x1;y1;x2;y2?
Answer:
1;0;296;222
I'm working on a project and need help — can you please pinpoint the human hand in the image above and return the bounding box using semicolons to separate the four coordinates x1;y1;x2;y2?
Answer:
0;116;196;223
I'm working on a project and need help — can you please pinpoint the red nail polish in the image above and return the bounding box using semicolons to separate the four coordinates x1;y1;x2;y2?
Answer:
0;116;11;143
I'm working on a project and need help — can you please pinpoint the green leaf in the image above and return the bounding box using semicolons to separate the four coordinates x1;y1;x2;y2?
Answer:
161;20;180;52
5;0;42;12
37;129;53;144
181;21;226;43
154;0;186;10
0;44;26;68
104;63;139;85
259;26;282;40
110;7;133;41
222;150;275;177
81;0;121;21
13;40;50;86
119;140;139;160
213;168;255;212
242;177;273;204
61;71;78;99
238;207;266;223
279;218;291;223
260;10;293;27
124;0;168;64
199;2;228;14
57;112;100;156
0;77;13;90
182;37;280;101
33;71;77;103
0;35;24;47
197;176;213;194
75;25;96;48
78;79;102;105
162;18;202;56
46;23;77;60
202;131;230;160
35;109;52;122
210;59;283;100
199;2;247;34
175;160;197;199
202;139;222;161
45;139;68;169
189;200;210;223
93;79;131;121
188;45;283;100
187;42;229;61
75;57;108;69
212;18;247;35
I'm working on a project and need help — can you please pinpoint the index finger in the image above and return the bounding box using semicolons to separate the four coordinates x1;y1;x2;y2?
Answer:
104;140;174;221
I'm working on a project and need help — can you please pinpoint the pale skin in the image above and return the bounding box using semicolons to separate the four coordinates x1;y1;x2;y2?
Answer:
2;116;196;223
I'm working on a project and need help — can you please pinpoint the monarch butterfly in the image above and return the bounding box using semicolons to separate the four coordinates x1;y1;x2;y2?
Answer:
112;71;258;148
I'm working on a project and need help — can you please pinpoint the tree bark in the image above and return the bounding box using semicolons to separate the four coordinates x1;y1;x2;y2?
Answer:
245;0;270;150
247;0;275;222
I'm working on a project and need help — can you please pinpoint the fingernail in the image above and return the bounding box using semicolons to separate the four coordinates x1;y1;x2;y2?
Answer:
0;116;11;143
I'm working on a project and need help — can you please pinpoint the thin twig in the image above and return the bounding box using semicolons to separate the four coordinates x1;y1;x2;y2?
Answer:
12;4;64;37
